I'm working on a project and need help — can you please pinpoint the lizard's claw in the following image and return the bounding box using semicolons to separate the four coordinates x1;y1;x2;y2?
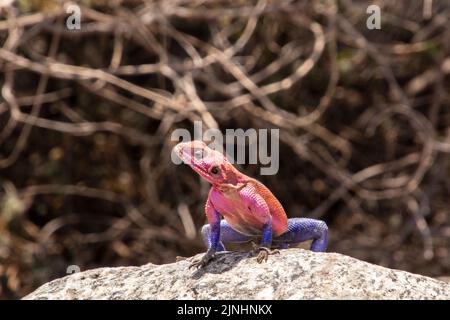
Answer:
256;247;280;263
189;251;215;270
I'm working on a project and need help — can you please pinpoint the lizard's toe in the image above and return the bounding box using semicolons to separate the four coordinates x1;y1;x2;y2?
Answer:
256;247;280;263
189;252;214;269
256;250;268;263
189;259;205;270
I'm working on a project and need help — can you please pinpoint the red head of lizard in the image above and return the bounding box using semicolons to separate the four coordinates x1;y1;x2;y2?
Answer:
174;140;245;188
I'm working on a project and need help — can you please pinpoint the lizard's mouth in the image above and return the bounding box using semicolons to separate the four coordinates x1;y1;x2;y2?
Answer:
174;144;194;165
173;143;184;160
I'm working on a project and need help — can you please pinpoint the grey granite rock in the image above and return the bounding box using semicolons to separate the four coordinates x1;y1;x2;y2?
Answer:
23;249;450;300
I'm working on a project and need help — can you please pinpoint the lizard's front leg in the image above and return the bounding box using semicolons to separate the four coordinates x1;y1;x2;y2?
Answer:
189;199;222;269
255;216;280;263
190;220;219;269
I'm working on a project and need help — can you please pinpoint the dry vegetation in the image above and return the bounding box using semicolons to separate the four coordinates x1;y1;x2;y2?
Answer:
0;0;449;299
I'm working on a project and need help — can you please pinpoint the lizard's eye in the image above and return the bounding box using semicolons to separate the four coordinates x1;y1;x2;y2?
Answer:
210;166;220;175
193;148;204;160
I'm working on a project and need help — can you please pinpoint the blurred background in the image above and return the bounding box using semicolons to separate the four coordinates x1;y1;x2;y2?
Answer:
0;0;449;299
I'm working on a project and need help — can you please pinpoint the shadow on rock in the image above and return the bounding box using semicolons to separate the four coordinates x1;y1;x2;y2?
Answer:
190;251;254;279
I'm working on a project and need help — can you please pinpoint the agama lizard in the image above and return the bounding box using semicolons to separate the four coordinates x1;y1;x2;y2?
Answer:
174;140;328;269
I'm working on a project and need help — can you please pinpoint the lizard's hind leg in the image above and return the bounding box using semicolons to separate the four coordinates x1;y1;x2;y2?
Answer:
274;218;328;252
201;220;253;252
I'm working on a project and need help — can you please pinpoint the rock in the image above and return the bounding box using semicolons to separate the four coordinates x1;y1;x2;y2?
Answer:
23;249;450;300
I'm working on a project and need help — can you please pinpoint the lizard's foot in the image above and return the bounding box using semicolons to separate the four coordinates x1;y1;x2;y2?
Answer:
189;251;215;270
256;247;280;263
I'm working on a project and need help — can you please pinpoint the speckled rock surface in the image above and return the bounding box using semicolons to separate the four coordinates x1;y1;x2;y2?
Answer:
23;249;450;300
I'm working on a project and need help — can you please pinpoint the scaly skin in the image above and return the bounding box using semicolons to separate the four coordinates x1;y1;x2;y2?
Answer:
174;140;328;269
